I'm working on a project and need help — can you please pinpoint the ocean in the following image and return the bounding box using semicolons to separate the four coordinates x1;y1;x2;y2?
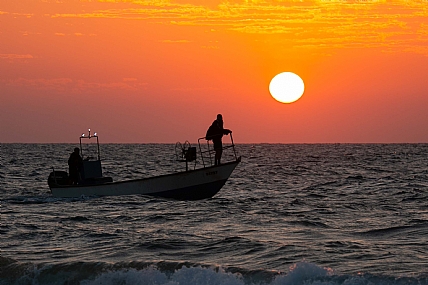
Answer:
1;143;428;285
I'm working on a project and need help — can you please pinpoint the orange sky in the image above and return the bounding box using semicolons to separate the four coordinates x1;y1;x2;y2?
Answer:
1;0;428;143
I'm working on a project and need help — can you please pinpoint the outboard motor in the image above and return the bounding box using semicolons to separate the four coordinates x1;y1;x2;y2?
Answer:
185;147;197;162
48;171;69;187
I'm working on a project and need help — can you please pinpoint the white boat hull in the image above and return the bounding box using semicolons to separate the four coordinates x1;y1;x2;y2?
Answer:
50;159;240;200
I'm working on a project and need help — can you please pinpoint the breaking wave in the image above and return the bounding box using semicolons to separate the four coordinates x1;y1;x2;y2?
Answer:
1;257;427;285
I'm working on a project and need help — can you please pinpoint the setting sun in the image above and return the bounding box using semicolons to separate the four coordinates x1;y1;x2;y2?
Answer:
269;72;305;104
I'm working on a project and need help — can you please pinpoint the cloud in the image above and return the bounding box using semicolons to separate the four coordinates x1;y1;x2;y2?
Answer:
170;86;223;91
161;39;191;43
123;77;138;81
201;45;220;49
52;32;88;36
0;54;34;60
12;0;428;54
2;78;148;93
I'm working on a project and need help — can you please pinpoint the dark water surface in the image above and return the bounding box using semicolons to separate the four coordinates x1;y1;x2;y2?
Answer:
1;143;428;285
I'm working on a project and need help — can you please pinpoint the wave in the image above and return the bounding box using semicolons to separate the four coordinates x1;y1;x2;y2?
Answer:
359;221;428;237
1;257;427;285
3;194;97;205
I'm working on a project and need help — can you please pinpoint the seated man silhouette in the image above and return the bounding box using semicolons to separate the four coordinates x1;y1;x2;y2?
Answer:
68;147;82;184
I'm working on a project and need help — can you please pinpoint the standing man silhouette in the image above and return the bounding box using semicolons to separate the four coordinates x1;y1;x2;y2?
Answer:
206;114;232;165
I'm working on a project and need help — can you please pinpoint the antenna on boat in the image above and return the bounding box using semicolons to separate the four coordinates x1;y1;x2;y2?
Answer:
80;128;101;160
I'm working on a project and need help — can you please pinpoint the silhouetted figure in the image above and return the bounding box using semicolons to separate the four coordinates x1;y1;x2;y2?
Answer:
206;114;232;165
68;147;82;185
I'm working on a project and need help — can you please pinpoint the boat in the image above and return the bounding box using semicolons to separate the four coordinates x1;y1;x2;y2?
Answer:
48;130;240;200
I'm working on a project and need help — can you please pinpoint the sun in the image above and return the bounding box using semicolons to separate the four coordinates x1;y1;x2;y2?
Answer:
269;72;305;104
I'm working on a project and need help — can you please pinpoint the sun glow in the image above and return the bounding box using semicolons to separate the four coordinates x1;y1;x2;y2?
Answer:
269;72;305;104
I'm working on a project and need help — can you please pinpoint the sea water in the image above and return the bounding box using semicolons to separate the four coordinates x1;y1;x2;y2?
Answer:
1;143;428;285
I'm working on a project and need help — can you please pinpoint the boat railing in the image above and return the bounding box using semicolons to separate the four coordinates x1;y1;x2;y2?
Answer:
197;133;239;168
